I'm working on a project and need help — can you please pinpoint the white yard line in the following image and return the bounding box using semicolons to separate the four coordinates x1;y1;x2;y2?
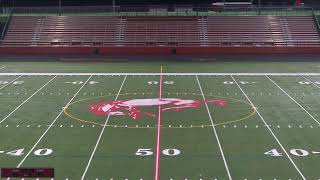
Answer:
0;76;57;124
80;75;127;180
0;66;6;70
301;75;320;89
14;75;93;170
231;75;306;180
266;75;320;126
0;75;23;90
196;75;232;180
0;73;320;76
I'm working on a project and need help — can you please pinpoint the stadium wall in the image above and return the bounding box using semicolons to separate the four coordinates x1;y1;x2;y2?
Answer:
0;47;97;54
175;47;320;54
0;47;320;55
99;47;175;54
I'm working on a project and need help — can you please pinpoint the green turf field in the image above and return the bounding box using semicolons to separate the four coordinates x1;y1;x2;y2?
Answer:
0;62;320;180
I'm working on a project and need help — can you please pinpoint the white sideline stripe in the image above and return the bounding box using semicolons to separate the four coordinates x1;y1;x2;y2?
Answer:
231;75;306;180
196;75;232;180
80;75;127;180
0;75;22;90
0;76;57;124
266;75;320;125
0;73;320;76
0;66;6;70
301;75;320;89
14;75;93;170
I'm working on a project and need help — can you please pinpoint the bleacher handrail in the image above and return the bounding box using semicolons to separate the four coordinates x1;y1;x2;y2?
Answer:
2;39;320;46
1;10;320;49
1;9;13;40
3;5;316;17
312;8;320;31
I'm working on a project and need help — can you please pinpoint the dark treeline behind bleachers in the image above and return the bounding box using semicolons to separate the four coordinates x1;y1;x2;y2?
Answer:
0;0;305;7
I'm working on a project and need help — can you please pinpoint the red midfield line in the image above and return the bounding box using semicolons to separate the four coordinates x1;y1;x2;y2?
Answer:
154;66;163;180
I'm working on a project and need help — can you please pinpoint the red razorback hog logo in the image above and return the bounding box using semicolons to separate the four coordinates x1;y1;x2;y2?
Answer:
89;98;226;120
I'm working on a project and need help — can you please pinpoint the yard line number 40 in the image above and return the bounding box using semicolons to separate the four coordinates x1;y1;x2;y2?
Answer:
148;81;174;85
265;148;320;157
4;148;53;156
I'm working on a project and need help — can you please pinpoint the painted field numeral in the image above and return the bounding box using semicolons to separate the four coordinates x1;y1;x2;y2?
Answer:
0;81;24;85
34;148;53;156
135;148;153;156
299;81;320;85
223;81;258;85
6;148;25;156
264;149;283;157
5;148;53;156
290;149;309;157
162;149;181;156
135;148;180;156
65;81;99;85
265;148;311;157
148;81;174;85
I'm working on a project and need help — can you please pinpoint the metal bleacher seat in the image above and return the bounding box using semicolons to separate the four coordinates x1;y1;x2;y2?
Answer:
204;16;320;47
1;15;320;48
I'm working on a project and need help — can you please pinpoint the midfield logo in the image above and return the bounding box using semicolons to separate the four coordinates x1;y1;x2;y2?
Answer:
89;98;226;120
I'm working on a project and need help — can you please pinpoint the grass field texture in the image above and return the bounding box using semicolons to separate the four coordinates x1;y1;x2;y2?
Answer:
0;62;320;180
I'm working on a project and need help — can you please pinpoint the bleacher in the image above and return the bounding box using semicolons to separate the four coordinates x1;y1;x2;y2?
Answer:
2;16;119;47
1;15;320;47
204;16;320;47
124;17;199;47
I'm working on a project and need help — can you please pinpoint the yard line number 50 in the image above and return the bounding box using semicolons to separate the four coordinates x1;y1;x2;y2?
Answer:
148;81;174;85
135;148;181;156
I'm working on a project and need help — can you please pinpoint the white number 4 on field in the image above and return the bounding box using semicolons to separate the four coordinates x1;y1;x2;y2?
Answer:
264;149;283;157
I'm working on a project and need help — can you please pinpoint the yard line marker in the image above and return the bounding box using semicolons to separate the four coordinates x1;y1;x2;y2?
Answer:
154;66;163;180
231;75;306;180
81;75;127;180
266;75;320;125
0;66;6;70
13;75;93;171
196;75;232;180
0;75;22;90
0;76;57;124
